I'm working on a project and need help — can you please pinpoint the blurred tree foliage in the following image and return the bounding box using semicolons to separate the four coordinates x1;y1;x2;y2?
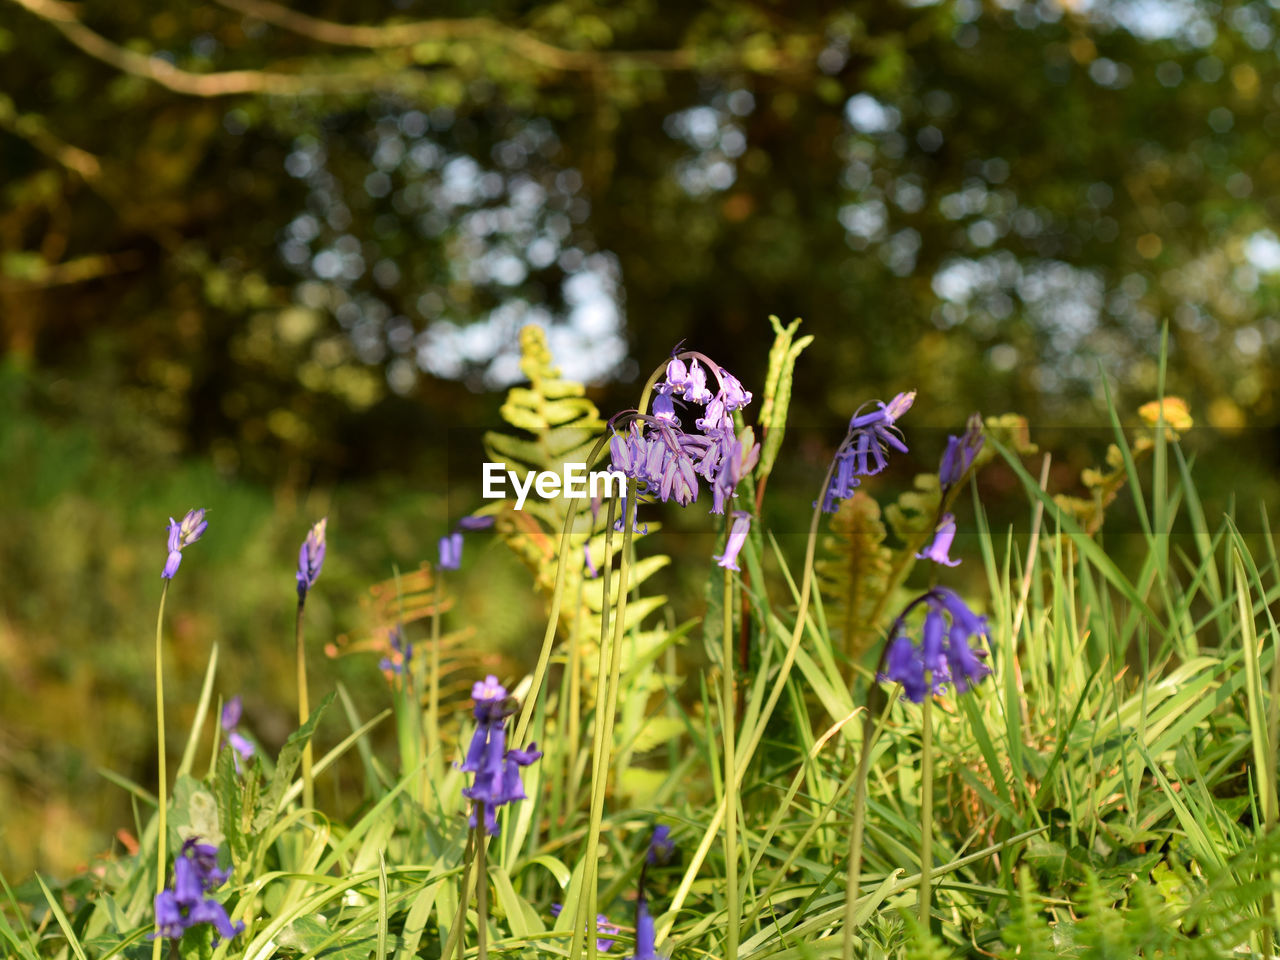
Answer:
3;0;1279;467
3;0;1280;874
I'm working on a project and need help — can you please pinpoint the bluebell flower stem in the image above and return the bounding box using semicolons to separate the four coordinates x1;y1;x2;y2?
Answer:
918;680;934;929
442;828;475;960
152;580;169;960
475;815;489;960
842;684;898;960
429;573;443;788
572;484;634;960
722;565;740;958
295;596;314;811
662;455;838;941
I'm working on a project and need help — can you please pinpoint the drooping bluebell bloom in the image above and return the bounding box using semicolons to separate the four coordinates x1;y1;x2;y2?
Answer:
631;896;658;960
460;676;542;835
161;508;208;580
939;414;984;491
647;825;675;865
609;349;757;519
878;588;990;702
153;838;242;945
378;625;413;676
714;512;752;572
819;392;915;513
438;531;463;570
916;514;961;567
550;903;620;952
456;514;496;531
296;518;327;599
220;696;255;770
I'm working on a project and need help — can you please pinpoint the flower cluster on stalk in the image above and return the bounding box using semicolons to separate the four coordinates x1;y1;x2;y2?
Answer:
819;393;915;514
879;588;991;702
161;508;208;580
153;838;242;945
439;513;495;571
460;676;542;835
379;625;413;677
608;351;759;515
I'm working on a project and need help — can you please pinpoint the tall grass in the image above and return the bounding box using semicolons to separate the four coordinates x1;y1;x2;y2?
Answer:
3;332;1279;960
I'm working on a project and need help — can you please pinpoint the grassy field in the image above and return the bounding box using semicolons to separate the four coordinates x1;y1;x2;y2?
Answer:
3;324;1279;960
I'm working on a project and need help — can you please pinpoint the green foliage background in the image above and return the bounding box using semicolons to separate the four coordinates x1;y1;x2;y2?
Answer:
1;0;1278;877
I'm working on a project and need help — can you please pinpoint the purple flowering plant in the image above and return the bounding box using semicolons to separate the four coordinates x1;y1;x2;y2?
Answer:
459;675;542;835
161;508;207;580
153;838;243;946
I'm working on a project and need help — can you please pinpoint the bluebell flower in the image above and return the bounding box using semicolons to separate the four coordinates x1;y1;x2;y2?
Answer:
161;508;208;580
584;544;600;579
714;512;752;572
152;838;242;945
550;904;620;952
460;676;542;835
438;531;463;571
456;514;496;531
631;897;658;960
878;588;990;702
819;392;915;514
647;825;675;865
220;696;255;771
939;414;984;491
378;625;413;676
296;518;327;599
916;514;961;567
609;349;757;521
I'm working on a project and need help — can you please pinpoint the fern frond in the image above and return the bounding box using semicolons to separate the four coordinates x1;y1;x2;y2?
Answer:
816;491;894;661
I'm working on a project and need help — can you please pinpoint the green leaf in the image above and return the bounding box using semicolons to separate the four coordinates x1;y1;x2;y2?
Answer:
252;691;335;833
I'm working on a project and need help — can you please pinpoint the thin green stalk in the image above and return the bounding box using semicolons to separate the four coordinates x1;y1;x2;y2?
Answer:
842;685;897;960
722;565;739;958
918;681;933;929
295;597;314;811
152;580;170;960
564;572;587;817
442;828;476;960
662;462;834;939
476;815;489;960
429;573;443;790
573;488;633;960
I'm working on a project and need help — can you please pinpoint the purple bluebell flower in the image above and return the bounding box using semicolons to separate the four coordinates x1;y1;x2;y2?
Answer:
460;676;542;835
683;359;713;405
438;531;463;571
584;544;600;579
152;838;243;945
916;514;962;567
550;904;620;952
161;508;208;580
610;348;758;520
878;588;990;702
714;512;752;572
939;414;984;491
632;897;658;960
296;518;327;599
456;514;496;531
653;388;680;426
220;696;255;770
378;625;413;676
819;392;915;514
647;825;675;865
